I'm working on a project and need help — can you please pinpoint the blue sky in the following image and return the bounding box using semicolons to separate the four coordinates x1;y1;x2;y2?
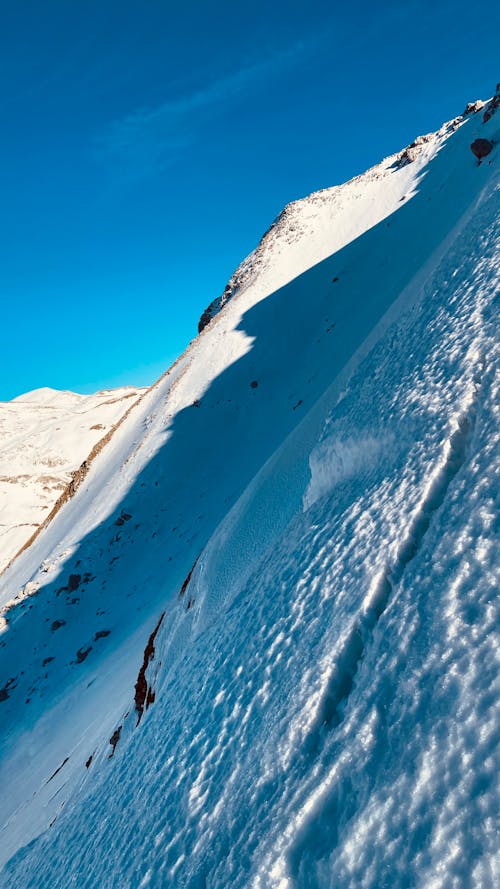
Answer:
0;0;497;400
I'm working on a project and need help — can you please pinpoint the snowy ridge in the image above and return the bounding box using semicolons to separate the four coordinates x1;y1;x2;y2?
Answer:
198;115;463;333
0;95;498;887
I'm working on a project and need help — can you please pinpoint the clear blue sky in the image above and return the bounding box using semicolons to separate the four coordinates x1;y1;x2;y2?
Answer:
0;0;497;400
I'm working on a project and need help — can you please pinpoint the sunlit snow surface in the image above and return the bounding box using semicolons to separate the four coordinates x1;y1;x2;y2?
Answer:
0;386;145;573
0;108;498;888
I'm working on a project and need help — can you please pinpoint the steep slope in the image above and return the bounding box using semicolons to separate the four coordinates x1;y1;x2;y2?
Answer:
0;96;498;888
0;386;146;574
198;115;466;333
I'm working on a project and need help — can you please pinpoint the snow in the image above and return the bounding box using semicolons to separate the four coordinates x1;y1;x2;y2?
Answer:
0;99;498;888
0;386;145;574
200;126;442;329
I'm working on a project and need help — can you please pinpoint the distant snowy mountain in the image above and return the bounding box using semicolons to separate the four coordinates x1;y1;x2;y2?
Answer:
0;386;145;574
0;89;498;889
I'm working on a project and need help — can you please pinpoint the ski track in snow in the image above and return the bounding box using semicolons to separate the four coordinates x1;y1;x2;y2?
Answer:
0;108;499;888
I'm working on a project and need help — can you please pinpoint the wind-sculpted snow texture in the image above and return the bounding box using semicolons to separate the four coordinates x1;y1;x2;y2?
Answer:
0;100;498;888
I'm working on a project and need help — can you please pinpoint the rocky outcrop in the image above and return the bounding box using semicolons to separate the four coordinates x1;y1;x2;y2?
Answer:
108;725;122;757
198;278;243;333
470;138;494;161
482;84;500;123
134;611;165;725
396;133;434;168
197;204;298;333
198;285;233;333
462;100;485;116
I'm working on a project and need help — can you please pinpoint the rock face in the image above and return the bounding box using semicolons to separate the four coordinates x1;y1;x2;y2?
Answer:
483;84;500;123
462;100;485;116
470;138;494;161
198;264;253;333
197;207;296;334
198;284;236;333
396;133;434;168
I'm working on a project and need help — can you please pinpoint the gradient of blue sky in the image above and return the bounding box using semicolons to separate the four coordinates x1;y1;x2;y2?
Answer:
0;0;497;399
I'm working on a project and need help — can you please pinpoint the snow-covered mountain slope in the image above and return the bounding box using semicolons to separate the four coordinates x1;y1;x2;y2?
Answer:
0;386;145;574
198;113;470;332
0;96;498;888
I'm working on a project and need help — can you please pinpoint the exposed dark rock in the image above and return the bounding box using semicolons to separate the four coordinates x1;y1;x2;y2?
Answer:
94;629;111;641
42;656;54;667
483;84;500;123
462;100;484;116
51;619;66;631
134;612;165;725
109;725;122;757
198;306;214;333
0;677;17;702
179;555;200;598
396;133;433;168
75;646;92;664
397;147;419;167
55;573;81;595
115;511;132;526
250;380;258;389
470;138;494;161
46;757;69;783
68;574;81;592
199;281;239;333
198;260;252;333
